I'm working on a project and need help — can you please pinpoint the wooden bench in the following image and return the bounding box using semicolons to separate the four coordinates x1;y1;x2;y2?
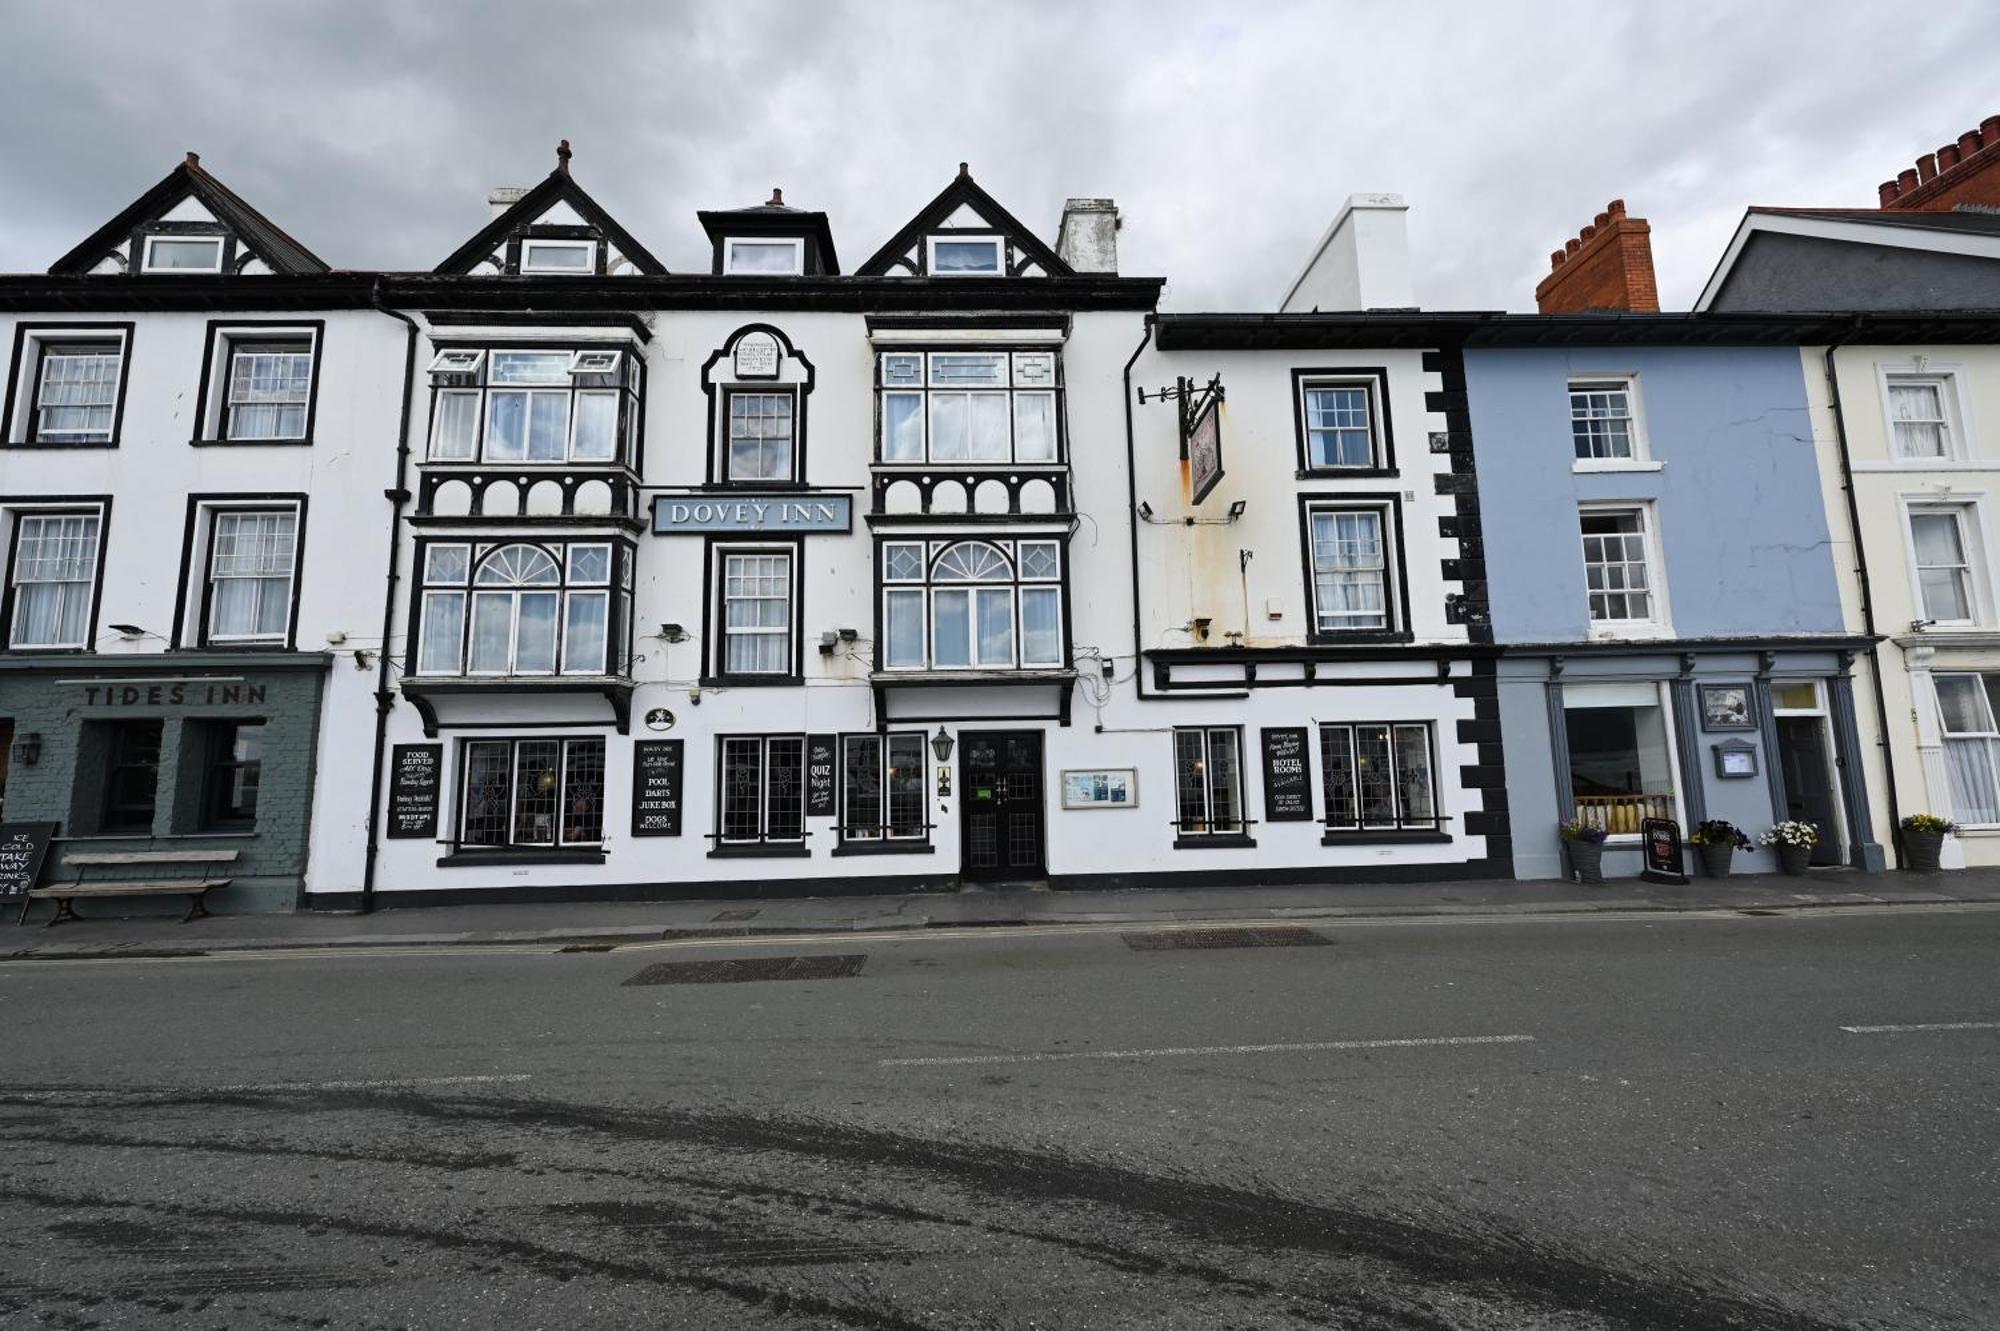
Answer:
21;849;238;927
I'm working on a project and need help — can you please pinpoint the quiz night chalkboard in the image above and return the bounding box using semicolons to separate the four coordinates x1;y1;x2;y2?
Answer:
386;744;442;840
0;822;58;901
1260;727;1314;822
632;740;684;837
805;734;837;817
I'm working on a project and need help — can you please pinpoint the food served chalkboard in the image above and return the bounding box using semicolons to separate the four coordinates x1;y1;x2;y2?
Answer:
806;734;837;817
632;740;683;836
1260;727;1313;822
0;822;57;901
386;744;442;840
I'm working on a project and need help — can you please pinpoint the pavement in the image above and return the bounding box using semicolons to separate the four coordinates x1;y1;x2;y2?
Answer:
8;864;2000;960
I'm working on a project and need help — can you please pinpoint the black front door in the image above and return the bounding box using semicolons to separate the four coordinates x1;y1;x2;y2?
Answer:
1776;716;1842;866
960;730;1045;881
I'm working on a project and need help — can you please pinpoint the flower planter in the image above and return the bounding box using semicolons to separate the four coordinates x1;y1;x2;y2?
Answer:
1697;842;1736;878
1904;828;1945;873
1567;840;1605;886
1777;844;1813;876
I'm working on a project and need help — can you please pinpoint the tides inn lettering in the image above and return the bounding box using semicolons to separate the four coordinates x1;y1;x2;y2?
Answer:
79;681;268;707
651;493;853;535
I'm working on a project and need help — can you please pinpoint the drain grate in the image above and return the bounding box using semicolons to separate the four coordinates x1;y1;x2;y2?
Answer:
1122;926;1330;951
712;908;762;922
622;954;866;986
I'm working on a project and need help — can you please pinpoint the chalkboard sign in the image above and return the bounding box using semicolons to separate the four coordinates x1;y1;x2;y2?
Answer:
1641;817;1688;884
806;734;838;817
1260;727;1314;822
632;740;683;837
0;822;57;901
386;744;442;840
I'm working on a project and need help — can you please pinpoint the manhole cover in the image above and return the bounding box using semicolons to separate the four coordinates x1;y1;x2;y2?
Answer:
712;908;762;922
1122;926;1330;951
622;954;866;986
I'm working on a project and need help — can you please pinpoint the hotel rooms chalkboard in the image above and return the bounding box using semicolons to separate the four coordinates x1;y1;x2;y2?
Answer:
386;745;442;840
632;740;684;837
1260;727;1314;822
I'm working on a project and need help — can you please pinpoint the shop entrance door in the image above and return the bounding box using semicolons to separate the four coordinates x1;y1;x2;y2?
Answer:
1776;716;1842;866
959;730;1046;882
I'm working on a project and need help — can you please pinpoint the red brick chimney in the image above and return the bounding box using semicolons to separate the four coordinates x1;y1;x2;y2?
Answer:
1877;114;2000;211
1535;199;1659;314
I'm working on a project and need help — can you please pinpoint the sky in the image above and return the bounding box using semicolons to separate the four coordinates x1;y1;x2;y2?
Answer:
1;0;1995;311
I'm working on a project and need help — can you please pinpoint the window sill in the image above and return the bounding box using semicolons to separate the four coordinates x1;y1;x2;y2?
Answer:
1572;460;1663;473
706;843;811;859
7;439;120;450
831;841;935;857
700;673;805;688
1172;834;1259;850
1306;631;1415;647
1586;626;1673;642
1295;467;1397;480
437;848;608;868
191;437;314;448
1321;829;1452;846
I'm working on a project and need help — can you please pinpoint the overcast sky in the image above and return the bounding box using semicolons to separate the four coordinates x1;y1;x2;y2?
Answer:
1;0;1994;310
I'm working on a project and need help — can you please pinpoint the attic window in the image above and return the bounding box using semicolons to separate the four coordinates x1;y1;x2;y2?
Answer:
520;239;595;274
725;239;803;275
142;236;224;273
928;236;1002;275
427;348;486;374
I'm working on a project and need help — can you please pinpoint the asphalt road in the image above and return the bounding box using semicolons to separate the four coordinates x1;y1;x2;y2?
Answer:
0;904;1994;1330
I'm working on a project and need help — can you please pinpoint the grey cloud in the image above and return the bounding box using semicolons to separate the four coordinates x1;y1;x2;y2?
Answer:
0;0;1993;309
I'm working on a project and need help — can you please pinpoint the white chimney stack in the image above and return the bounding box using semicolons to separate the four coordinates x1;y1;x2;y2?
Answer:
488;187;529;219
1057;197;1119;274
1279;193;1414;312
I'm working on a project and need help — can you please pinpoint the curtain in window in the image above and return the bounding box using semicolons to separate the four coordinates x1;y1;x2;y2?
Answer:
37;352;119;440
11;514;99;646
1311;511;1387;630
226;350;311;439
723;553;790;673
1911;512;1971;621
1944;739;2000;825
431;392;479;460
1889;382;1946;458
209;510;295;639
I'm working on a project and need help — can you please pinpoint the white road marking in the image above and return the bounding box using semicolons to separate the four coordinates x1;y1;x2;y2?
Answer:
4;1073;531;1102
879;1033;1535;1067
1839;1021;2000;1034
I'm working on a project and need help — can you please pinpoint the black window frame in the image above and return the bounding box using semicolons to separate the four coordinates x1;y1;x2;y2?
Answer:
4;324;135;449
1170;725;1256;848
200;718;267;831
1290;366;1395;477
836;730;931;849
408;537;630;679
101;718;164;835
1317;720;1446;844
703;538;803;686
719;384;802;485
179;495;309;651
873;346;1066;467
1296;494;1413;645
455;734;608;852
2;498;113;654
709;733;810;856
189;320;326;447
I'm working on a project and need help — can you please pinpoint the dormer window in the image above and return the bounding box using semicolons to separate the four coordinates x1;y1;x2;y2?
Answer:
519;239;595;274
142;235;223;273
928;236;1002;275
725;239;804;275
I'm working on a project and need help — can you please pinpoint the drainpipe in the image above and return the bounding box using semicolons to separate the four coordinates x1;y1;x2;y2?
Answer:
1121;316;1155;701
1823;320;1904;867
359;287;420;912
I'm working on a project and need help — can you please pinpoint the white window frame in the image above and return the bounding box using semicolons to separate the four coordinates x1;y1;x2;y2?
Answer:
874;350;1062;465
568;349;620;374
141;234;224;273
1562;680;1685;841
6;506;105;650
1933;672;2000;827
27;337;126;444
1305;502;1395;636
1568;375;1654;470
716;547;795;677
220;337;315;442
202;505;301;646
722;388;798;483
1579;502;1670;637
927;235;1004;276
724;237;804;275
1877;361;1975;464
427;348;486;374
518;238;596;275
1903;498;1990;628
424;541;614;679
426;347;635;465
1299;378;1382;470
878;539;1063;672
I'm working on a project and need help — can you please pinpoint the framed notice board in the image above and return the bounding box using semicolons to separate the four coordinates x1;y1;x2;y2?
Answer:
386;745;442;840
632;740;684;837
1259;727;1314;822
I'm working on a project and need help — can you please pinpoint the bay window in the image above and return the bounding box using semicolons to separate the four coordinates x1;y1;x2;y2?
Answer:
415;541;619;677
881;539;1063;671
426;346;639;465
460;737;605;848
877;351;1060;464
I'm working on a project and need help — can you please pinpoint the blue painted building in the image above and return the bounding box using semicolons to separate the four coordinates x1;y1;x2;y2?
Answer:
1465;333;1883;878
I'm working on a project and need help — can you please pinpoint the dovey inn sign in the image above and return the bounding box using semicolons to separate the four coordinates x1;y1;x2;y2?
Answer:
650;493;853;535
